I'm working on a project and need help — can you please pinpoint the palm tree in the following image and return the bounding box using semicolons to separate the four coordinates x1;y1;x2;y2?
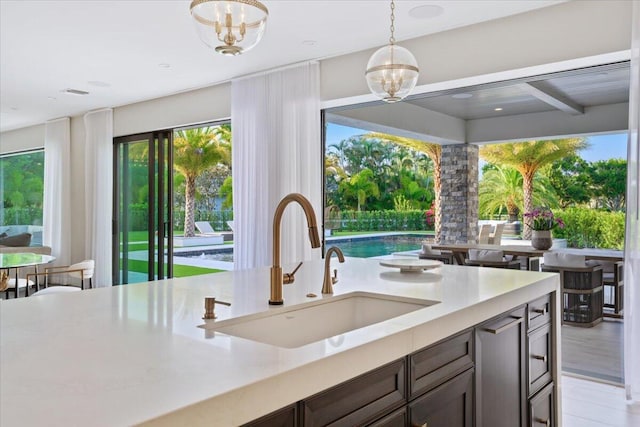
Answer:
365;132;443;240
174;127;231;237
480;138;587;238
479;165;558;222
338;168;380;211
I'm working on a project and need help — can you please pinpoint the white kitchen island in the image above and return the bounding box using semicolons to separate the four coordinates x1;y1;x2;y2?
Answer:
0;258;560;426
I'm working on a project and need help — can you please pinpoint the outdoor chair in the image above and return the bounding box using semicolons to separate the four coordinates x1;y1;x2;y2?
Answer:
477;224;492;244
195;221;222;236
487;223;505;245
542;253;603;327
464;249;520;269
418;244;454;264
27;259;94;296
588;260;624;318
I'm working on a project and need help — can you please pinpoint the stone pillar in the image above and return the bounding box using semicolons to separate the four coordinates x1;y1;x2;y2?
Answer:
439;145;479;244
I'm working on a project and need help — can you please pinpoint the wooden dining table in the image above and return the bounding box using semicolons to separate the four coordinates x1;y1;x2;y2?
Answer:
429;243;624;267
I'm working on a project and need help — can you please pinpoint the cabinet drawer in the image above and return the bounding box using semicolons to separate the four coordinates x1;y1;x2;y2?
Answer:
528;323;553;397
409;329;473;398
242;403;297;427
408;368;474;427
366;407;406;427
528;294;552;331
529;383;555;427
302;358;406;427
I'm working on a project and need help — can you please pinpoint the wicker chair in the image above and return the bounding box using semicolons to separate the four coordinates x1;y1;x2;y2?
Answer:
542;263;604;327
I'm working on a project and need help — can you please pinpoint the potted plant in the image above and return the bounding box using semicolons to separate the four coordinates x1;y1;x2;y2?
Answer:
524;207;565;250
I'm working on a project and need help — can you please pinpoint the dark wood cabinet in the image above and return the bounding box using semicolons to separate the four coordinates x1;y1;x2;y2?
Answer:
409;329;473;399
408;367;474;427
475;306;527;427
242;404;298;427
245;293;556;427
529;383;555;427
302;358;405;427
528;323;553;397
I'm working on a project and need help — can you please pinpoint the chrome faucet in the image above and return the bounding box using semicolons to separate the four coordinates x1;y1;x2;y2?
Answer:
269;193;321;305
322;246;345;294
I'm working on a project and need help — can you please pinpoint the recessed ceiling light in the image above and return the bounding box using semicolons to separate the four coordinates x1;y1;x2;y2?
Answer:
494;107;503;111
87;80;111;87
452;93;473;99
61;88;90;96
47;97;57;101
158;63;171;68
302;40;317;46
409;5;444;19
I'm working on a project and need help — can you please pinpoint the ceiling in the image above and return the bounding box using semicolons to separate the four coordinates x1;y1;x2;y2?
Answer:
327;61;631;144
0;0;566;133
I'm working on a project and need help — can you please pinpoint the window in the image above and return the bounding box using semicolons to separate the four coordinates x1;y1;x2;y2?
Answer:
0;149;45;246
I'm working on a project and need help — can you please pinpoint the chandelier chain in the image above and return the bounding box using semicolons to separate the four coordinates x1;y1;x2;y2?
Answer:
389;0;396;45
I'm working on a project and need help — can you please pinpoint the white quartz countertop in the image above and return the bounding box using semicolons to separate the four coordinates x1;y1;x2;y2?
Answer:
0;258;559;426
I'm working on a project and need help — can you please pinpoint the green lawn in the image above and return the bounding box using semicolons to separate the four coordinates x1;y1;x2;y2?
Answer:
125;259;223;277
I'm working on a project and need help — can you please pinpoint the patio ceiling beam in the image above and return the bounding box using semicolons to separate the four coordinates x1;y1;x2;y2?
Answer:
517;81;585;115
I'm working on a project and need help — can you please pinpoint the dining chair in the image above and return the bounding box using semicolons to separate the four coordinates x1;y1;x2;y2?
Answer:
477;224;492;244
464;249;521;269
542;253;604;327
487;223;505;245
27;259;94;295
1;267;36;298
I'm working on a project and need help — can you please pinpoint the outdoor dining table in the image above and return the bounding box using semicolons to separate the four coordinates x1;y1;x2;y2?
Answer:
429;243;624;267
0;252;56;297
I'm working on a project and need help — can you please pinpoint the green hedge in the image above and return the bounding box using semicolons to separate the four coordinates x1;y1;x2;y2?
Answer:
336;210;431;232
552;208;625;250
1;207;43;225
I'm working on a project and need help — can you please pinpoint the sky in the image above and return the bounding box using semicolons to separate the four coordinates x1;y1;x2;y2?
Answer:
325;123;628;162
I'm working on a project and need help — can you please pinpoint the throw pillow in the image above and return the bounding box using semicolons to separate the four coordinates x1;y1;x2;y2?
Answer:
0;232;32;247
469;249;504;262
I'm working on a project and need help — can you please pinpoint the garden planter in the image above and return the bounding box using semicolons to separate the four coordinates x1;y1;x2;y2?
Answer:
531;229;553;250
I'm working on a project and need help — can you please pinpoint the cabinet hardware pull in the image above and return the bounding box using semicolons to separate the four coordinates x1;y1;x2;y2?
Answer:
484;316;524;334
533;354;548;363
533;307;547;315
534;417;550;426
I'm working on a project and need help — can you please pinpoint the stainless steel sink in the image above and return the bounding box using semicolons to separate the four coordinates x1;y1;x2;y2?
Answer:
202;292;438;348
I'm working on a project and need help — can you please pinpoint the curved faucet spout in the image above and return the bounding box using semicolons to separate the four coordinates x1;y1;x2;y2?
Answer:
322;246;345;294
270;193;321;305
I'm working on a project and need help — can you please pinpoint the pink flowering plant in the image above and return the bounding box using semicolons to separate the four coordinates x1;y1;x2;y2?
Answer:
524;207;565;231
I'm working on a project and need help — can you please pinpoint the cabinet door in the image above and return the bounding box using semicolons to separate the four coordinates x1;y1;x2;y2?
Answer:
302;358;406;427
475;306;527;427
242;403;297;427
529;383;555;427
528;323;553;397
408;368;474;427
366;407;407;427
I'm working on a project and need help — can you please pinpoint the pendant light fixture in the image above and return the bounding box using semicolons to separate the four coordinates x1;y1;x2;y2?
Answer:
190;0;269;56
365;0;419;103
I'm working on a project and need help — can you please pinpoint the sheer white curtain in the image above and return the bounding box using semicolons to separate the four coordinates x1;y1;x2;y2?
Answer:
84;109;113;287
43;117;71;267
231;62;321;269
624;0;640;404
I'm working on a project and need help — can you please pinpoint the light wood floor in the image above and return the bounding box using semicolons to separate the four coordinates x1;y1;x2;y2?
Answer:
562;375;640;427
562;319;624;384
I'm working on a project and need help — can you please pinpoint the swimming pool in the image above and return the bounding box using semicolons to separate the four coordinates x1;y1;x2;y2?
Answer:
183;234;431;261
328;234;428;258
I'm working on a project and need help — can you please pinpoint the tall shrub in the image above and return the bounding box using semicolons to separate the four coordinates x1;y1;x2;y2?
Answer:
552;208;625;249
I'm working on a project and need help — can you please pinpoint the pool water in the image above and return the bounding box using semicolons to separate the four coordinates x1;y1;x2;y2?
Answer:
187;234;431;262
329;235;426;258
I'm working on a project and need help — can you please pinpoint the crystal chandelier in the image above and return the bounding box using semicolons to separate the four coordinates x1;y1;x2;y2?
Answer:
190;0;269;56
365;0;419;103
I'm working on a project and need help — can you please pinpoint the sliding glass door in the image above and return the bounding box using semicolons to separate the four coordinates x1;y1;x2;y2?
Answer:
113;131;173;284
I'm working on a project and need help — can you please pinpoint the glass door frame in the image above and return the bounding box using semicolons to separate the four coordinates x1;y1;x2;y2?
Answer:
112;131;174;284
